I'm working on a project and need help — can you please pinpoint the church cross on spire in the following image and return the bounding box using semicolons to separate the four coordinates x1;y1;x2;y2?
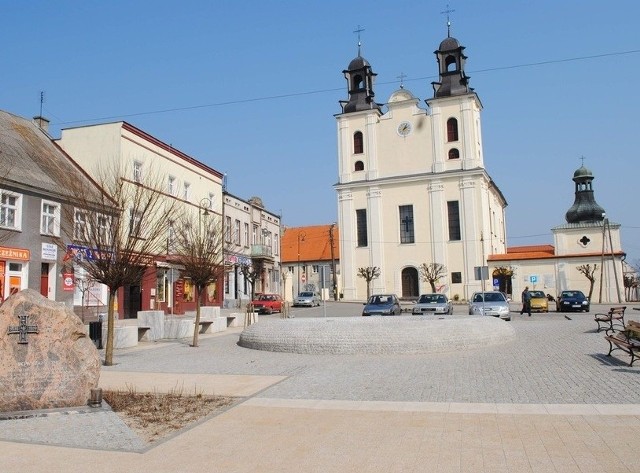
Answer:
353;24;365;56
397;72;407;89
580;155;586;166
441;4;455;37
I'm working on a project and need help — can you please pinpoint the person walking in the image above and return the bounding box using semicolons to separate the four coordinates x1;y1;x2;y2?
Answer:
520;286;532;316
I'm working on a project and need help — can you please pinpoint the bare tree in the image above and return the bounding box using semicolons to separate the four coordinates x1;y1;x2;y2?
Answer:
56;163;174;366
357;266;381;299
172;210;225;348
419;262;447;293
577;264;598;301
240;259;265;302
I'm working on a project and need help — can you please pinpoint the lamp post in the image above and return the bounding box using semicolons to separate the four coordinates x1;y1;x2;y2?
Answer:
199;198;211;235
261;227;269;292
297;231;306;295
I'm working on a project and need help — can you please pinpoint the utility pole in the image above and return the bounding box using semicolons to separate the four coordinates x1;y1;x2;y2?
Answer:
329;223;338;300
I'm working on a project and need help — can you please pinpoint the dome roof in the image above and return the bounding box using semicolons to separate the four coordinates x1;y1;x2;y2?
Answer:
347;55;370;70
573;165;593;179
439;36;461;51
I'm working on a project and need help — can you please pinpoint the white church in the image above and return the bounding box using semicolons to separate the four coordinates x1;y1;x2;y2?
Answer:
335;31;626;303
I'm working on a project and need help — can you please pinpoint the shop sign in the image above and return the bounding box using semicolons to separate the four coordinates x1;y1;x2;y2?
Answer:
0;246;30;261
62;273;75;291
42;243;58;261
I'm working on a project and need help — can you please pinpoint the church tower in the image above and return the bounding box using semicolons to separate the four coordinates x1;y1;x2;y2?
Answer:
335;27;507;301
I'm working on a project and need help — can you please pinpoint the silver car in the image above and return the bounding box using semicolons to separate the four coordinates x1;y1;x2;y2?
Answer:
412;293;453;315
468;291;511;321
293;291;320;307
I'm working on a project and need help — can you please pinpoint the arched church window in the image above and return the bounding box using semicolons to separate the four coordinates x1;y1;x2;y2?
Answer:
354;161;364;171
448;148;460;160
353;131;363;154
447;118;458;142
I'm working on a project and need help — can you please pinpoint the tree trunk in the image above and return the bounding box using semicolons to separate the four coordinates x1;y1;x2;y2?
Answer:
104;289;117;366
430;280;436;292
192;285;202;347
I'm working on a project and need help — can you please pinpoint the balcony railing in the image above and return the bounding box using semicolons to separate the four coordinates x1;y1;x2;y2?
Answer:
251;244;273;259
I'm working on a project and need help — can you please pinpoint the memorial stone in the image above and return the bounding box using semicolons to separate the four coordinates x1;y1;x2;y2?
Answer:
0;289;101;412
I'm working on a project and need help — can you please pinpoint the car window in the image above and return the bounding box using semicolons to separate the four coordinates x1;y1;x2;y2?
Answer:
530;291;545;298
437;295;446;303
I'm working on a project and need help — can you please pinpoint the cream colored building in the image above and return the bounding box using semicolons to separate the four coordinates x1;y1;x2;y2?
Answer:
335;35;507;301
56;122;225;316
222;192;281;307
488;165;625;304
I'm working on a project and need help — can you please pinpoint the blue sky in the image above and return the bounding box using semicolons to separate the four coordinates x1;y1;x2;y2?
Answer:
3;1;639;265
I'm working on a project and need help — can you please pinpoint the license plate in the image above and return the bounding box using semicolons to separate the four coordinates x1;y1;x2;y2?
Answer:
572;304;581;308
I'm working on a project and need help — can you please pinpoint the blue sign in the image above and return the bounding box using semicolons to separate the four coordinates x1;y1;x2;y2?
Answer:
530;275;538;283
493;278;499;286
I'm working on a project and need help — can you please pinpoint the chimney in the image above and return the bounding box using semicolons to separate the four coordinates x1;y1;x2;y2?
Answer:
33;116;50;133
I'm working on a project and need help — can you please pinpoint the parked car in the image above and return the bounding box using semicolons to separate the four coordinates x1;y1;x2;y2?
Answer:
250;293;284;314
556;290;590;312
528;290;548;312
293;291;320;307
362;294;402;316
468;291;511;321
412;293;453;315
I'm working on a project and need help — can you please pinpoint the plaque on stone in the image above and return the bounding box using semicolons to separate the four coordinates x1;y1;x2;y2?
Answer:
0;289;101;412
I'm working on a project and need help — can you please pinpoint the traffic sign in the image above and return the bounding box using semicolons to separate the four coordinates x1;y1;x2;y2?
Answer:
301;274;306;283
530;275;538;283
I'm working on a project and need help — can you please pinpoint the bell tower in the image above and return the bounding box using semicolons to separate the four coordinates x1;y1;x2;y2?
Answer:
339;27;381;114
565;164;606;224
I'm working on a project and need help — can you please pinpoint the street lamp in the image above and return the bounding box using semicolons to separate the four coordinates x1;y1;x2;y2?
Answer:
199;197;211;235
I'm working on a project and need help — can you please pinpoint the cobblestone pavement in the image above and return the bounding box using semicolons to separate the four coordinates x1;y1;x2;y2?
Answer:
2;305;639;453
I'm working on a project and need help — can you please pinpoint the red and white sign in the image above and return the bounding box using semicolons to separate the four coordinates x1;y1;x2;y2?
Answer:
301;274;306;283
62;273;75;291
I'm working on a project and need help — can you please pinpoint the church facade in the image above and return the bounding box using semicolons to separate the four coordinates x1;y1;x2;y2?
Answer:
335;34;507;301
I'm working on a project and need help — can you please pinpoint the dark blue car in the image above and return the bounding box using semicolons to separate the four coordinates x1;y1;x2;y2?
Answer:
556;290;590;312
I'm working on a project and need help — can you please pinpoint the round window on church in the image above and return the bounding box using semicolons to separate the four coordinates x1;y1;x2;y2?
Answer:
578;235;591;247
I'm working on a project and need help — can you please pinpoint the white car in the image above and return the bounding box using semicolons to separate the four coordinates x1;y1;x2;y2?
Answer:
293;291;320;307
468;291;511;321
412;294;453;315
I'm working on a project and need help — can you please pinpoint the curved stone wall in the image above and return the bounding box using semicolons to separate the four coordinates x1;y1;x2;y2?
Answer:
238;316;516;355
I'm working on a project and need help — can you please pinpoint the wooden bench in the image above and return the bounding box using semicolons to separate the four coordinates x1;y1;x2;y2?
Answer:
595;306;626;333
605;320;640;366
198;321;213;334
137;326;151;341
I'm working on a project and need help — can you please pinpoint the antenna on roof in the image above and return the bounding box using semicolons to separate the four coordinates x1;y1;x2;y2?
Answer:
441;4;455;37
353;25;365;56
39;91;45;117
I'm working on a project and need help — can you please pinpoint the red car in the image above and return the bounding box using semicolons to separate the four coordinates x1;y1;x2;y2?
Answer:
250;293;284;314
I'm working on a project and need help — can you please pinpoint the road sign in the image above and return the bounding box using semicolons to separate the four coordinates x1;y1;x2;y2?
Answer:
530;275;538;283
301;274;306;283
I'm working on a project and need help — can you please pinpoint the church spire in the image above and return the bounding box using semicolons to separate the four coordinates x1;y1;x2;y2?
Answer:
431;13;472;98
565;161;606;224
339;25;381;114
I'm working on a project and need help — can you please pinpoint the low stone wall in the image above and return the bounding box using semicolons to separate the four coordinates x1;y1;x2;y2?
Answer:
239;316;516;355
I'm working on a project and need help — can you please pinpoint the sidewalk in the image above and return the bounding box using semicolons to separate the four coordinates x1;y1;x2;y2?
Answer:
2;310;640;472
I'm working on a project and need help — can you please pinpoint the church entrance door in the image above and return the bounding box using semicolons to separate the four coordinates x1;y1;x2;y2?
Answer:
401;267;419;299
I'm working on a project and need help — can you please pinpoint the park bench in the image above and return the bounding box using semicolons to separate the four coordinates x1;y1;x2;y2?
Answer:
137;326;151;341
198;321;214;334
594;306;626;333
604;320;640;366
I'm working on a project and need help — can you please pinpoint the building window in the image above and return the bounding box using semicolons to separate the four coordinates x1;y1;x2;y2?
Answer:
451;272;462;284
74;209;89;241
183;182;191;201
356;209;368;247
129;210;143;238
168;176;176;195
312;265;319;273
274;233;279;256
354;160;364;171
399;205;414;244
0;191;21;230
448;148;460;160
41;200;60;236
252;225;258;245
133;161;143;183
96;214;110;245
225;216;232;242
244;223;249;247
288;266;294;273
447;201;461;241
208;192;215;209
446;118;458;142
354;131;363;154
234;219;241;245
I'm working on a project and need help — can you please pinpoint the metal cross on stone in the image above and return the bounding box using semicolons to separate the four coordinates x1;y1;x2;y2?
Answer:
7;314;39;344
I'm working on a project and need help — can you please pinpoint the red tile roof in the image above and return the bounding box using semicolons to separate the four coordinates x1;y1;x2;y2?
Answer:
281;225;339;263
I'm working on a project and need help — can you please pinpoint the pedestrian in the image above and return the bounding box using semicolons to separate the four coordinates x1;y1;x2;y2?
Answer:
520;286;531;316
